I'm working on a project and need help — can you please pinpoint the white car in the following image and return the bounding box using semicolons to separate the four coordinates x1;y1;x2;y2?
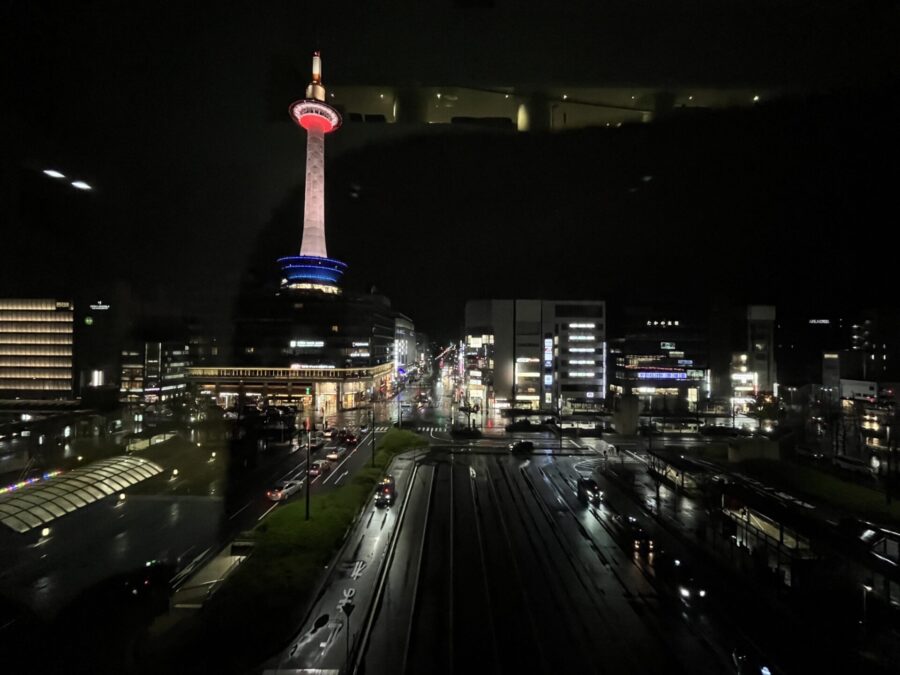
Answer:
326;447;344;461
267;480;302;501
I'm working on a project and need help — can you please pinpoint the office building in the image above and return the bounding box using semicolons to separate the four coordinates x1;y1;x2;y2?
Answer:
464;299;606;412
394;314;417;378
607;306;710;413
120;340;190;404
0;299;73;399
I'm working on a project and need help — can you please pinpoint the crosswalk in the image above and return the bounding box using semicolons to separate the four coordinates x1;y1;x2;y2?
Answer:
374;425;448;433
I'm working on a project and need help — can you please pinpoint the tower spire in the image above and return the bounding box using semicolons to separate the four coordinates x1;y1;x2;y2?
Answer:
306;51;326;102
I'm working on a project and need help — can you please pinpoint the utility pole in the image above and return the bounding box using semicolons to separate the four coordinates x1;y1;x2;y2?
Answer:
371;406;376;467
305;423;311;521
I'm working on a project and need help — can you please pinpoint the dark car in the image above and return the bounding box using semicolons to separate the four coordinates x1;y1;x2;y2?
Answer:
625;516;654;555
577;478;603;504
341;433;359;446
654;551;707;605
374;483;395;507
732;640;774;674
509;440;535;453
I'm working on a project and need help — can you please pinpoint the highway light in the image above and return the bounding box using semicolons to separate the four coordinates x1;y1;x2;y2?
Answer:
43;169;65;178
71;180;92;190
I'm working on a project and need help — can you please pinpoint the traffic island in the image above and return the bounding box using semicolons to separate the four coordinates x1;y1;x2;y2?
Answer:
137;428;426;674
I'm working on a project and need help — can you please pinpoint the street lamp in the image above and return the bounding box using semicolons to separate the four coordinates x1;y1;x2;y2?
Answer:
557;398;563;456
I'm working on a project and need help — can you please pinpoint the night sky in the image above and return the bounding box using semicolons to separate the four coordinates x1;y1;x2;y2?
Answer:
2;2;899;341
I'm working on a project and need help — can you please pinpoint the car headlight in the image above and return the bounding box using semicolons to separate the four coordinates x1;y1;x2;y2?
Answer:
679;587;691;598
699;590;706;598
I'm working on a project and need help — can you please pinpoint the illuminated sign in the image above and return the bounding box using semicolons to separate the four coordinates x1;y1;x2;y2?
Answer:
809;319;831;324
570;323;595;329
637;371;687;380
586;391;595;398
677;359;693;366
89;302;110;311
543;375;553;386
661;342;676;350
544;338;553;368
290;340;324;348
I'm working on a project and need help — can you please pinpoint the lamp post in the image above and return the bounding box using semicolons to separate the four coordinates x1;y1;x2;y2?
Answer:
556;397;563;456
371;405;376;467
862;584;872;632
886;420;893;505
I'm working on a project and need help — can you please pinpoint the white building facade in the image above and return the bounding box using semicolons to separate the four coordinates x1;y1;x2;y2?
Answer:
464;299;606;412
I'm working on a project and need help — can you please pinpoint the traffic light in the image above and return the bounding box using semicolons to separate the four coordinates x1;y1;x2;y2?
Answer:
305;387;311;395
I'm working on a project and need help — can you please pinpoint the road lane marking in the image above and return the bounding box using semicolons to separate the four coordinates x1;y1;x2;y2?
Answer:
322;430;372;485
228;502;252;520
279;459;308;482
258;503;279;521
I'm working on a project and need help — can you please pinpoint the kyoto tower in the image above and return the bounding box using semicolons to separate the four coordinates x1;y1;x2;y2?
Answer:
279;51;347;293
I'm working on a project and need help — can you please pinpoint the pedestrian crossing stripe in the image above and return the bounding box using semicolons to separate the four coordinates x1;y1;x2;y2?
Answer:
374;425;447;432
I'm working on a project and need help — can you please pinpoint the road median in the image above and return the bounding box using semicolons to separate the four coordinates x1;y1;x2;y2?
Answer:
138;428;426;674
